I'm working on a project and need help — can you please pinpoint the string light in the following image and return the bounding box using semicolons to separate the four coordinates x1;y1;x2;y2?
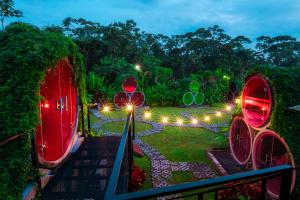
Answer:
204;116;210;122
176;118;183;125
135;64;141;71
126;104;134;111
235;98;240;104
191;118;198;124
102;105;111;112
161;116;169;124
144;111;151;119
216;111;222;117
226;105;232;111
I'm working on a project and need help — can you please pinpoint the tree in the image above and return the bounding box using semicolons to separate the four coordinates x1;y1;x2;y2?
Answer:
256;35;300;67
0;0;23;29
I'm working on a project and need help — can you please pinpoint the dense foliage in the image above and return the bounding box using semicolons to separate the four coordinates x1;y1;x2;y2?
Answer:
0;23;85;199
57;18;300;105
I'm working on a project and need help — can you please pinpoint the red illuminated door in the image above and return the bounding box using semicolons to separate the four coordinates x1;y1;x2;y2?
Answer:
35;59;77;167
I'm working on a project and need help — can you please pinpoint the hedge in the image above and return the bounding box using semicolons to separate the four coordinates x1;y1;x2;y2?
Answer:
0;23;86;199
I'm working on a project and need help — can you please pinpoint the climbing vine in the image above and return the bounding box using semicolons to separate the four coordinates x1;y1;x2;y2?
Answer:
0;23;86;199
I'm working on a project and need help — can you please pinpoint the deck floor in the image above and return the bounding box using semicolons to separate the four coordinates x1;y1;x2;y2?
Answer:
41;136;128;200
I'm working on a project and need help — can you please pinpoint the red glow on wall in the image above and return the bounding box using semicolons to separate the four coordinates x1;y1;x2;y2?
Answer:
241;75;272;128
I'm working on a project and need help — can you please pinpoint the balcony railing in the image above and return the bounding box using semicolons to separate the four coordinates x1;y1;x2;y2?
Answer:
104;111;295;200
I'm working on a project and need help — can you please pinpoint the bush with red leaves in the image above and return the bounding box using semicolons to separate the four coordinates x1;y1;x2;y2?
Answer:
218;182;261;200
129;163;147;191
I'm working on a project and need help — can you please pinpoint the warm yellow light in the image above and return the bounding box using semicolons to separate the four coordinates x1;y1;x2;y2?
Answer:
204;116;210;121
126;104;134;111
135;64;141;71
235;98;240;104
226;105;232;111
216;111;222;117
176;118;183;125
262;107;266;111
161;116;169;124
102;105;110;112
191;118;198;124
144;111;151;119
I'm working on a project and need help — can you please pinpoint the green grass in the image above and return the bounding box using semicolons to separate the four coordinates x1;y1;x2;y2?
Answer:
169;171;198;184
141;126;227;164
101;121;152;134
168;172;215;200
101;109;128;119
134;156;152;190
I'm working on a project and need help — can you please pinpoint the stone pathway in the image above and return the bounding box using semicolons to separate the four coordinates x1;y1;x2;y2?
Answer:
90;108;220;190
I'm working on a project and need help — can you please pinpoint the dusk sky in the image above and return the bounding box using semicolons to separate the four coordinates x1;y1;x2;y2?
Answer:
9;0;300;41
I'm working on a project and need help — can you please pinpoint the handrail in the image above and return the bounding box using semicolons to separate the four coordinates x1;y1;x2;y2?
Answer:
114;165;292;200
104;111;133;200
104;111;294;200
0;133;24;147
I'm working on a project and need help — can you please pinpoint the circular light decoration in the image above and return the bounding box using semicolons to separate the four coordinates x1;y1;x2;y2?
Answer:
242;75;272;128
114;92;129;108
189;80;201;93
229;116;254;165
122;76;137;94
130;91;145;108
183;92;194;106
194;92;205;105
252;130;295;198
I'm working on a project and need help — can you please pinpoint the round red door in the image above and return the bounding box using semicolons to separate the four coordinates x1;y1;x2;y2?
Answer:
35;59;78;167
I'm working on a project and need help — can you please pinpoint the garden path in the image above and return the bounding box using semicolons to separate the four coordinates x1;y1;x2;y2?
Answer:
91;109;219;189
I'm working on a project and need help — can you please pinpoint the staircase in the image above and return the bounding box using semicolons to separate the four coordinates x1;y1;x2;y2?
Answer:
41;136;129;200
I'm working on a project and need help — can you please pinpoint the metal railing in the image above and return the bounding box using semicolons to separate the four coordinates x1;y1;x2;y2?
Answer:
104;111;135;199
104;111;295;200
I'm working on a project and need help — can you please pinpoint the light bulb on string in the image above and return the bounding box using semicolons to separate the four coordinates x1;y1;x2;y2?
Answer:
144;111;151;119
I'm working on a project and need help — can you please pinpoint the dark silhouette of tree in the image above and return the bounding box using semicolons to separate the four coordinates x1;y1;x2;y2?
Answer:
0;0;23;29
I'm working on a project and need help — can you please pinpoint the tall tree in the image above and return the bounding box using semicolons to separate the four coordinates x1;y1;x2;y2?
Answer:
0;0;23;29
256;35;300;67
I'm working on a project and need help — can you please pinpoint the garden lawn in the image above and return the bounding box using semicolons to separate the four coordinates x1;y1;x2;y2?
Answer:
101;121;152;134
141;126;227;164
140;103;231;125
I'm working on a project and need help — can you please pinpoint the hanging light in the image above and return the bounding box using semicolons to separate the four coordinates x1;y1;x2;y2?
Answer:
135;64;141;71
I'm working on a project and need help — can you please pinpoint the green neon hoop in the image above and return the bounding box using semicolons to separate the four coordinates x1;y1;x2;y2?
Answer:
183;92;194;106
